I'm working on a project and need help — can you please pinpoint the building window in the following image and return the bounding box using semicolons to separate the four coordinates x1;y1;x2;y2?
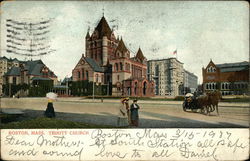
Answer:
117;75;120;81
78;71;80;79
82;69;85;79
115;63;118;71
86;71;89;80
120;62;123;71
101;75;104;83
96;74;98;82
13;77;17;85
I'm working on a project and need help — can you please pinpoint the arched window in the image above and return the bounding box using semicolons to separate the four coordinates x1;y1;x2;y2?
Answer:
115;63;118;71
120;62;123;71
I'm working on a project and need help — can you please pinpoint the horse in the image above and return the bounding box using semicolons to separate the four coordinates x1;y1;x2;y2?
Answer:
207;90;222;115
196;95;211;115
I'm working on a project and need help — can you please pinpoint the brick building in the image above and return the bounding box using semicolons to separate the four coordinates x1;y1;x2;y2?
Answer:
202;60;249;95
72;16;155;97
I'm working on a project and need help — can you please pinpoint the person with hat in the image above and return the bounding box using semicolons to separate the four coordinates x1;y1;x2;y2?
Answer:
44;98;56;118
130;99;140;127
117;97;129;127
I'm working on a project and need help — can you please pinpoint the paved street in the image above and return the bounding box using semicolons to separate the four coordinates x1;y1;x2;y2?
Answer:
1;97;249;128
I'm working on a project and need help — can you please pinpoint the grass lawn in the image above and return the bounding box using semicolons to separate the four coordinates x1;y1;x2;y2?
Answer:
0;117;113;129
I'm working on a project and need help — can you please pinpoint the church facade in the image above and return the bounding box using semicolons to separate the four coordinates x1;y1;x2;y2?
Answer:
72;16;154;97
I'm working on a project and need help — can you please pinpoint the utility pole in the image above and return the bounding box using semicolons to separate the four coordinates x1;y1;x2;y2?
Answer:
9;83;11;97
92;81;95;101
107;82;109;96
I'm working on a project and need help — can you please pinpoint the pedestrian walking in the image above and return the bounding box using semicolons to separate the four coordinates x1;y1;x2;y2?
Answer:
130;99;140;127
117;97;129;127
44;92;57;118
44;99;56;118
124;98;132;125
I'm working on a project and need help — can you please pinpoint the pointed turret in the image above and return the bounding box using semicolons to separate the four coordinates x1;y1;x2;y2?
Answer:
85;31;90;38
95;16;112;38
135;47;145;61
116;38;128;53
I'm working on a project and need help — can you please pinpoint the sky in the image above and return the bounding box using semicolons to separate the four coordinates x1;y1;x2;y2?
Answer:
1;1;249;83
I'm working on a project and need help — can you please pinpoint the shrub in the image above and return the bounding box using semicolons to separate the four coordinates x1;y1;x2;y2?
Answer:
174;96;184;101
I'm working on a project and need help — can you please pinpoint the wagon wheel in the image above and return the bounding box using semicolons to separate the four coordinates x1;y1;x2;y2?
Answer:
191;109;198;112
182;102;187;112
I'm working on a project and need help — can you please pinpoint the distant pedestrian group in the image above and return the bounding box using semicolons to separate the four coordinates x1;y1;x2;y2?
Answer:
117;97;140;127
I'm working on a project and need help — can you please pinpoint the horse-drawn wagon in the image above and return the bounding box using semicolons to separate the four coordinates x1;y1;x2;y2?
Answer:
182;91;221;115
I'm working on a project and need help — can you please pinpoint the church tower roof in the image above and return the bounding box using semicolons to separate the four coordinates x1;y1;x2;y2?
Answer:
116;38;128;53
95;16;112;38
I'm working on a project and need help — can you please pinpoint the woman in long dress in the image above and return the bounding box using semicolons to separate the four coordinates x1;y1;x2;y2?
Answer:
117;98;129;127
130;99;140;127
44;99;55;118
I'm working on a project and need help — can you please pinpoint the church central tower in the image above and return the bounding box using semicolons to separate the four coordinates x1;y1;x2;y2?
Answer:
85;16;118;66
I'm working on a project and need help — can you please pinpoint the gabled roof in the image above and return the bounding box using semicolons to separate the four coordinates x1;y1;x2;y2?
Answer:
11;58;19;62
5;59;57;77
85;57;105;72
95;16;112;38
0;56;9;61
29;64;44;75
62;77;72;84
24;60;45;75
116;38;128;53
5;67;20;76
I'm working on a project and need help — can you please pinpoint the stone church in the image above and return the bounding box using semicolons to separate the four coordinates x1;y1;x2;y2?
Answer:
72;16;155;97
